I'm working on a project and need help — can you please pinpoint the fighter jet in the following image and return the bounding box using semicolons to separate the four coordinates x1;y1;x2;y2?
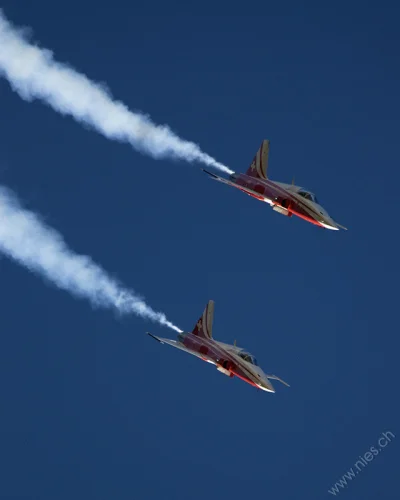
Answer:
203;139;346;230
147;300;289;393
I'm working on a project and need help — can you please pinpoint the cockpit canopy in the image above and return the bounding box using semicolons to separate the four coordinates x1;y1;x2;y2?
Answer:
297;190;319;204
238;351;258;366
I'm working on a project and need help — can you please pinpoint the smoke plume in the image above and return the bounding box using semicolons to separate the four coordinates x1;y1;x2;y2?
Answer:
0;10;232;175
0;186;181;332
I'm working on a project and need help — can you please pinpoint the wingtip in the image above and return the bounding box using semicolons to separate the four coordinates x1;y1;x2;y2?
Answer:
202;169;219;179
147;332;161;343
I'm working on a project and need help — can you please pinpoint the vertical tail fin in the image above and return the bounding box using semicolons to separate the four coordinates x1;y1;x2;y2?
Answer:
245;140;270;180
191;300;214;340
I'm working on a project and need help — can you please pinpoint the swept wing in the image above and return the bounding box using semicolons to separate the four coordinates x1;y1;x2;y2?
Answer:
146;333;215;363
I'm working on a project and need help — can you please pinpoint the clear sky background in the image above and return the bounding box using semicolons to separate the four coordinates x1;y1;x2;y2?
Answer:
0;2;399;499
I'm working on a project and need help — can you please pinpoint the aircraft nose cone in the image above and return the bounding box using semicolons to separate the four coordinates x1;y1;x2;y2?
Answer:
324;222;339;230
319;215;339;230
315;206;340;230
260;378;275;393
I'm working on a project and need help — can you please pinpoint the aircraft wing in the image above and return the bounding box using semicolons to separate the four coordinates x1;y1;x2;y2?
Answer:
202;169;239;189
202;169;274;205
146;333;215;363
147;332;180;347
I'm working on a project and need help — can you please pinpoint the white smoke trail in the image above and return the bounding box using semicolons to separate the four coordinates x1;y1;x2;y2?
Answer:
0;186;182;333
0;10;233;175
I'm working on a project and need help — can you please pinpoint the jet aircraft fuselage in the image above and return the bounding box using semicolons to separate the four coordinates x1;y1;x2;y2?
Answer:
203;139;346;231
229;172;339;230
148;300;289;393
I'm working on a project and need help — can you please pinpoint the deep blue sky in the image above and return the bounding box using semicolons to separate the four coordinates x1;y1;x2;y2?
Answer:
1;2;399;499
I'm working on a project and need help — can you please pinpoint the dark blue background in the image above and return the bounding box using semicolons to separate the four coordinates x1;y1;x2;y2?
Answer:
1;2;399;499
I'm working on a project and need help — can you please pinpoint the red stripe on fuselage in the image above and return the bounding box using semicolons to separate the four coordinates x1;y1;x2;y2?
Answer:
271;201;323;227
236;175;324;225
235;185;265;200
233;370;259;388
261;178;322;220
287;207;323;227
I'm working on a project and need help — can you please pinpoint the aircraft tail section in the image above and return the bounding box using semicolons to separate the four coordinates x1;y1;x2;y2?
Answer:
191;300;214;340
245;140;270;180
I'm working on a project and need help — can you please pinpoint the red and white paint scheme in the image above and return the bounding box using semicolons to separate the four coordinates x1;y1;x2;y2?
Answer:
147;300;289;393
203;140;346;230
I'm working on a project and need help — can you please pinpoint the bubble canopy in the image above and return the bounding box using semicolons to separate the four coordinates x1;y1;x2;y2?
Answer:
237;351;258;366
297;190;319;204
